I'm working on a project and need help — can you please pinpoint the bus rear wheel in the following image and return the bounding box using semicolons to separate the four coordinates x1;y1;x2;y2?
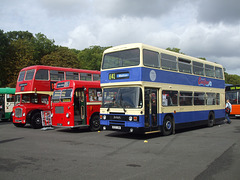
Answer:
208;112;215;127
162;115;173;136
90;115;100;131
31;112;42;129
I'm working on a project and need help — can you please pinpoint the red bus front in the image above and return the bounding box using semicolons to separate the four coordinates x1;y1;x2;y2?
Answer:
52;80;102;131
13;94;51;128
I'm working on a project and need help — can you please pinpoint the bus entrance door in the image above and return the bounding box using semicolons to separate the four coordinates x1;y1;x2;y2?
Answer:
0;94;4;119
74;89;86;126
144;88;158;131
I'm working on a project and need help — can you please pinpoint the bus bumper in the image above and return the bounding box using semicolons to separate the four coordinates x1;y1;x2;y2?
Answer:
100;125;146;133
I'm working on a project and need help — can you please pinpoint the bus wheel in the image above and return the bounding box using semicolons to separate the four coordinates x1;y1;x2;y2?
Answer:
13;123;26;127
90;115;100;131
31;112;42;129
208;112;215;127
162;115;173;136
10;112;13;122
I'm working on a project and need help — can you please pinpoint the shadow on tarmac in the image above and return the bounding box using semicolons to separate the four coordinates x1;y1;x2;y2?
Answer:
105;120;228;140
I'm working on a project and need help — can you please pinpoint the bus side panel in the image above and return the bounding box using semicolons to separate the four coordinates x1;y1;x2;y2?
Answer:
230;104;240;116
160;109;225;128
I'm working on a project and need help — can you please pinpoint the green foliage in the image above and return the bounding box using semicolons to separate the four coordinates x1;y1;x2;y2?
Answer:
77;46;110;70
198;57;206;60
166;47;184;54
41;46;78;68
0;30;10;87
32;33;57;64
225;72;240;85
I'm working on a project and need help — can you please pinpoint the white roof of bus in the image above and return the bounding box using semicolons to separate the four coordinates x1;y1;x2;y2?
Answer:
104;43;223;68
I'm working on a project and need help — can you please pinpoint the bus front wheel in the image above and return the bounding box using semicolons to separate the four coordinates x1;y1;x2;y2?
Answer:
162;115;173;136
31;112;42;129
90;115;100;131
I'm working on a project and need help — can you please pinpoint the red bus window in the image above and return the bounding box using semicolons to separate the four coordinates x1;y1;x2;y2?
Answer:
52;90;61;103
35;69;49;80
66;72;79;80
80;73;92;81
22;94;31;103
18;71;25;82
50;71;64;81
93;74;100;81
25;69;36;80
41;96;49;104
89;88;102;101
61;89;72;102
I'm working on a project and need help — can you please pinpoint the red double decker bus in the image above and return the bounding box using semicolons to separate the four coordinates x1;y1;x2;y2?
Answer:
12;65;100;129
52;80;102;131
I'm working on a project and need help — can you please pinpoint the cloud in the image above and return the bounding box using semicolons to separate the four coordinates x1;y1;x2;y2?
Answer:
216;56;240;75
1;0;240;75
94;0;182;18
63;16;181;50
180;23;240;58
197;0;240;24
37;0;90;18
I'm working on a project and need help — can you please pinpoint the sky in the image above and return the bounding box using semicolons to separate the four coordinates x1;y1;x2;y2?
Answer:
1;0;240;75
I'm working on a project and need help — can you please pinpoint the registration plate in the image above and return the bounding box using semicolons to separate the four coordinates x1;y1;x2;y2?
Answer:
112;126;121;130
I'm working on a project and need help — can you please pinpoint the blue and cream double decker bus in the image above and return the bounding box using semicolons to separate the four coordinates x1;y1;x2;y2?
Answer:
100;43;225;135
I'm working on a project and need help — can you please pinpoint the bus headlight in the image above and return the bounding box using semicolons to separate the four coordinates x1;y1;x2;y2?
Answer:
51;113;53;118
66;113;70;118
129;116;133;121
23;113;25;117
12;113;15;116
103;115;106;120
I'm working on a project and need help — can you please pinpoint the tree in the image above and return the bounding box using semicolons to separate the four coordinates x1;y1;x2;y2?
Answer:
41;46;78;68
7;38;36;87
6;31;34;41
166;47;184;54
77;46;109;70
32;33;57;64
225;72;240;85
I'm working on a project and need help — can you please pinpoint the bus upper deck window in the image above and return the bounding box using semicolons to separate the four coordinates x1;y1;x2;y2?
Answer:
18;71;25;82
25;69;36;80
143;49;160;68
35;69;49;80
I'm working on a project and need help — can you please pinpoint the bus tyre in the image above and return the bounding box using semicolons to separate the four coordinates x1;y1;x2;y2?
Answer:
208;112;215;127
10;112;13;122
90;115;100;131
13;123;26;127
31;112;42;129
162;115;173;136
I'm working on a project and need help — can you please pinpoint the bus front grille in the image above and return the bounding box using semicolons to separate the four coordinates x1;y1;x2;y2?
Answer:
15;108;22;118
55;106;64;114
109;121;125;126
